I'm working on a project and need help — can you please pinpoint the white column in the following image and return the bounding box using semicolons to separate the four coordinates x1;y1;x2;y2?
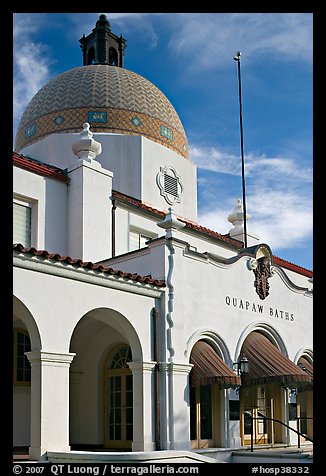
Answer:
128;361;157;451
161;362;193;450
26;351;75;461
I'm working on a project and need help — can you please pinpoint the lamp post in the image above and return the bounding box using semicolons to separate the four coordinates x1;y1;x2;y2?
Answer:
233;51;248;248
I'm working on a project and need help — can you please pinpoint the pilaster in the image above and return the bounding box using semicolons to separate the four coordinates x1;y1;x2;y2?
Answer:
128;361;157;451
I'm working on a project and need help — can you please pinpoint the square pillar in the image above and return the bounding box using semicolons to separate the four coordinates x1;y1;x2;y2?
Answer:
128;361;156;451
160;362;193;451
67;158;113;262
25;351;75;461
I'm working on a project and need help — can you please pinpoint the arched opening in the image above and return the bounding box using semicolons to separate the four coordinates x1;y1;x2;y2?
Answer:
69;308;141;450
109;47;118;66
238;331;311;446
13;296;41;452
189;339;240;448
87;46;96;65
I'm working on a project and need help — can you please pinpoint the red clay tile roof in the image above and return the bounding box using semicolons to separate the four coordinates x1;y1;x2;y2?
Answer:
112;190;313;278
13;151;69;183
13;243;166;288
12;152;312;278
272;256;312;278
112;190;241;247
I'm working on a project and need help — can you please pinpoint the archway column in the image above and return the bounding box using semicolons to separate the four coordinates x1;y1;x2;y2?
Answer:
160;362;193;450
25;351;75;461
128;361;156;451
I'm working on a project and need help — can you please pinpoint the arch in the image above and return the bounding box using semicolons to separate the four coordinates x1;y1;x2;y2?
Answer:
13;295;41;449
13;295;41;350
234;321;288;362
294;348;313;365
69;308;142;447
109;46;118;66
186;328;234;368
69;307;142;361
87;46;96;65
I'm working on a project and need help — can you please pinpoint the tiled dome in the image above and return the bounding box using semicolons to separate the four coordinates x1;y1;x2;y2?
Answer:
15;65;189;158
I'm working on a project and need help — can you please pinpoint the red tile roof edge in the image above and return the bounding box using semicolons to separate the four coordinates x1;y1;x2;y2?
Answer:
112;190;313;277
13;243;166;288
13;151;69;183
12;153;312;278
112;190;242;247
272;256;313;278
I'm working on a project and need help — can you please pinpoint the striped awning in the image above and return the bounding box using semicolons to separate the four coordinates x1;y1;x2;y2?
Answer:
190;341;241;389
241;332;312;389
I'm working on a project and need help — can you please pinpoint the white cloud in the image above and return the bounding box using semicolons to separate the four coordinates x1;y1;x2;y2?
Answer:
13;14;54;140
169;13;312;71
198;187;312;252
68;13;160;49
193;141;312;254
190;145;241;175
190;144;313;183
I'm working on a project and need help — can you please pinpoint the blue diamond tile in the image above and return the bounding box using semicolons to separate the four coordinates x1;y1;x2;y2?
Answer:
131;116;141;127
54;115;65;126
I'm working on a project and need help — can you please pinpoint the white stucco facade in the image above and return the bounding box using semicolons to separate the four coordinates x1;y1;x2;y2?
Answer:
13;15;313;462
13;136;313;460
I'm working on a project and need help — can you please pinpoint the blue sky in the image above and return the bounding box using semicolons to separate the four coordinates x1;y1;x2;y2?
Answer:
13;12;313;271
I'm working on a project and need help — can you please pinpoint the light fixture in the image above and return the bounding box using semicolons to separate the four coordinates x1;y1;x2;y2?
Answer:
234;354;249;375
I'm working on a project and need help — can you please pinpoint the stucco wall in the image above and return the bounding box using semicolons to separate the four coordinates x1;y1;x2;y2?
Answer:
13;166;68;254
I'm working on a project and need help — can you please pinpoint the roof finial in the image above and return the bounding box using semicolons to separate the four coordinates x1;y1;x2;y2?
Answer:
157;207;185;239
71;123;102;163
227;198;259;246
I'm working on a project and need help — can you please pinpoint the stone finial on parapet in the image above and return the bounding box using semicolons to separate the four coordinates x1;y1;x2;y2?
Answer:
72;123;102;163
227;198;259;246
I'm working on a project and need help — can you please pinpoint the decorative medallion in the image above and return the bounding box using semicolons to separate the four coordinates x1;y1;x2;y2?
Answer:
156;166;183;205
253;256;272;300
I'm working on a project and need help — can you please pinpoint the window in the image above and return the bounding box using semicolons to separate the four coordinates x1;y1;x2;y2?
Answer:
13;330;31;385
229;400;240;420
129;228;156;252
87;46;96;65
13;201;31;247
109;47;118;66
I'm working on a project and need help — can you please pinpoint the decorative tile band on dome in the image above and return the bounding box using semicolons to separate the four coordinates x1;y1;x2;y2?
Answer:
15;106;189;159
15;65;189;159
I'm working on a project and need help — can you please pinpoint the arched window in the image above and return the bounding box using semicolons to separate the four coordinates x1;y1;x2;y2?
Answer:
108;345;132;370
109;47;118;66
87;47;96;65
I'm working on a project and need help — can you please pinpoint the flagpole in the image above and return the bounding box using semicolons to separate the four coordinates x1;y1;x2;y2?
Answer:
233;51;248;248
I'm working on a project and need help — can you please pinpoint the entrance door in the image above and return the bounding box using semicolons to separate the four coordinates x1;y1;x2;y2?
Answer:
190;384;213;448
241;386;269;445
104;345;133;449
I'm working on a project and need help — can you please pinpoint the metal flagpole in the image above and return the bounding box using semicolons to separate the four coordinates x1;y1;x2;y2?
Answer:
233;51;248;248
